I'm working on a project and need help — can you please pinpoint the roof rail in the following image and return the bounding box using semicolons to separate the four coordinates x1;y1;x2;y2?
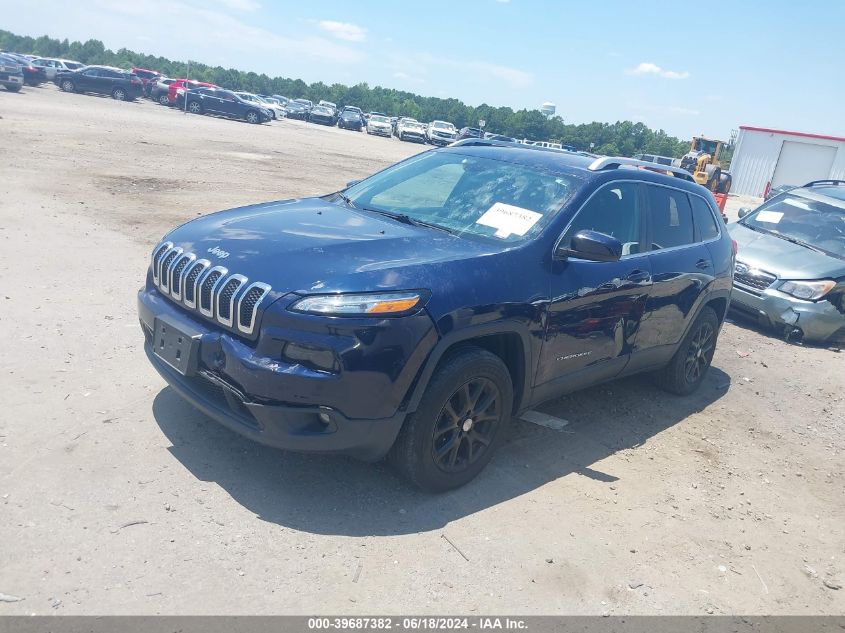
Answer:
588;156;695;183
448;138;576;154
803;179;845;188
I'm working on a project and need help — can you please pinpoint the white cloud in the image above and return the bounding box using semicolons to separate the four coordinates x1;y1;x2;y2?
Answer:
628;62;690;80
211;0;261;10
495;0;511;3
668;106;700;116
416;53;533;89
317;20;367;42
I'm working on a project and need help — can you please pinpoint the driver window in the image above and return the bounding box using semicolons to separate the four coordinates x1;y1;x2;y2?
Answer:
562;182;642;255
83;68;100;77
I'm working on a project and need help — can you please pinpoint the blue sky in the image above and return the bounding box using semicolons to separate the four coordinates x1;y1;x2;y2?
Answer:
3;0;842;139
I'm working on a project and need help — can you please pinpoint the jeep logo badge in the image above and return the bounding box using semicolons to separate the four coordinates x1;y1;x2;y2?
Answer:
207;246;230;259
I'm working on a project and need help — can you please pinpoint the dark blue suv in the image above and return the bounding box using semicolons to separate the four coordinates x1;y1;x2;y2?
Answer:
138;141;734;491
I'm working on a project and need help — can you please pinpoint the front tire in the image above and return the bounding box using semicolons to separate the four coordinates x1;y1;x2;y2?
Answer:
187;100;202;114
158;94;169;106
654;306;719;395
389;347;513;492
112;87;126;101
60;79;75;93
245;110;260;124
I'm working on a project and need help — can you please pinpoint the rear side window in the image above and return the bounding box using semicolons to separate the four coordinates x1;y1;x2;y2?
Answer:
646;185;694;250
691;195;720;241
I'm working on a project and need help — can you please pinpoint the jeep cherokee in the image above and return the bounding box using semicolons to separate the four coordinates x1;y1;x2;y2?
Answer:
138;141;734;491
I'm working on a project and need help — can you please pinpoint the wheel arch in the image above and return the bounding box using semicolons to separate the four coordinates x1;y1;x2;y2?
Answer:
403;323;533;417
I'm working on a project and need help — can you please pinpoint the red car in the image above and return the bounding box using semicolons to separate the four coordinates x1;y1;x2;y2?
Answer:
167;79;217;105
131;67;162;96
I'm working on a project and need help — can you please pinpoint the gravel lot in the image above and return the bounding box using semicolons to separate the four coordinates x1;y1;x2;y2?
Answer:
1;86;843;616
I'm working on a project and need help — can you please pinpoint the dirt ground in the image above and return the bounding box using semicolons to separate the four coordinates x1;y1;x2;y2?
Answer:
1;86;843;616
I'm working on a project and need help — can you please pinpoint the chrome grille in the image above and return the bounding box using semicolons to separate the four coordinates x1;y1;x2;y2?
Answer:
149;244;272;335
734;262;776;295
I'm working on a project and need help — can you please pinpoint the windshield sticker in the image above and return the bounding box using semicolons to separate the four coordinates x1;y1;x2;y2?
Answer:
756;210;784;223
476;203;543;238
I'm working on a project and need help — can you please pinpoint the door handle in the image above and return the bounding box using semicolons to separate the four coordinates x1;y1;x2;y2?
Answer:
625;270;651;283
696;259;712;270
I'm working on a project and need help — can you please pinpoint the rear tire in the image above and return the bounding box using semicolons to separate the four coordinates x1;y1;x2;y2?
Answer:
60;79;75;93
158;94;169;106
654;306;719;395
187;100;202;114
389;347;513;492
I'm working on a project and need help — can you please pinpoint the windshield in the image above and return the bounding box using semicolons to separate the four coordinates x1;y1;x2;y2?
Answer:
341;151;579;242
433;122;454;130
65;62;83;69
370;115;389;123
693;138;718;155
741;193;845;260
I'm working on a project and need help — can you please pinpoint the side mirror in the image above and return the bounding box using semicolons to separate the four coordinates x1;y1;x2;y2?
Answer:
737;207;751;219
555;230;622;262
346;179;362;189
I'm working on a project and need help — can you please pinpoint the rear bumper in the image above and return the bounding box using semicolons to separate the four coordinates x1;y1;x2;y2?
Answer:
731;285;845;343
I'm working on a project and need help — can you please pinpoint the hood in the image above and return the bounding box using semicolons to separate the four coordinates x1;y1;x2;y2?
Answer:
162;197;496;296
729;223;845;280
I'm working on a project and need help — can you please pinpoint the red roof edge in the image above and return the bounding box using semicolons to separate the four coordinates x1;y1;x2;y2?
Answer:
739;125;845;144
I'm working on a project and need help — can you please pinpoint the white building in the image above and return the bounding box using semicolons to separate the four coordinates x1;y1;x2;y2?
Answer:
729;125;845;197
540;101;556;118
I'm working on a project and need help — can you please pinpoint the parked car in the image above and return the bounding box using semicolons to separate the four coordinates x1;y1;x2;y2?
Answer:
729;180;845;344
131;67;162;96
283;100;309;120
308;105;336;126
765;183;795;201
292;98;313;111
485;134;517;143
167;79;217;105
457;127;484;140
30;57;83;81
235;92;285;119
184;87;271;124
1;52;45;85
634;153;675;167
56;65;143;101
366;114;393;137
426;120;457;146
0;53;24;92
271;94;290;106
150;77;176;105
337;108;365;131
318;100;337;114
396;118;427;142
139;144;732;491
259;96;287;119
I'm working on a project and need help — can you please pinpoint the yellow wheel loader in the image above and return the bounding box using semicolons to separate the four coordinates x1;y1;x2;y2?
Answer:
673;136;732;194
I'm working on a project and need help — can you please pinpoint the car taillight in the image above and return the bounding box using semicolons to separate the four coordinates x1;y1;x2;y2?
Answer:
731;239;738;256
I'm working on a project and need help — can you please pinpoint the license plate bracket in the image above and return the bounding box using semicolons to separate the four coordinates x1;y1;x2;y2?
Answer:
152;316;201;376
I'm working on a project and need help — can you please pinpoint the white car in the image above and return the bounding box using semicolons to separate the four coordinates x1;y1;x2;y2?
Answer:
30;57;84;81
396;118;426;143
318;100;337;114
366;114;393;137
426;120;457;146
235;92;285;119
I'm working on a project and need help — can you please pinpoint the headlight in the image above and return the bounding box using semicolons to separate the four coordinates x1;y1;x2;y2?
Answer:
290;291;426;316
778;279;836;301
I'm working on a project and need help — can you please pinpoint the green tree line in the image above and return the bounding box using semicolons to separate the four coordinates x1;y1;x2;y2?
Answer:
1;29;691;157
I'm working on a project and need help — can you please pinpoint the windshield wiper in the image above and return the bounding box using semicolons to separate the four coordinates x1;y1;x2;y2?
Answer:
769;231;826;254
361;207;457;235
747;223;826;253
335;192;357;208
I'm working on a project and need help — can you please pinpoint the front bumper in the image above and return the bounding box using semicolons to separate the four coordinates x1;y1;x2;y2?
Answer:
138;286;437;459
429;135;456;146
367;126;392;136
310;116;335;125
400;131;426;142
731;285;845;343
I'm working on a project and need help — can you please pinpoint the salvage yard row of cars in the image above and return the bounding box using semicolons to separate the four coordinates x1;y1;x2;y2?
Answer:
5;53;844;348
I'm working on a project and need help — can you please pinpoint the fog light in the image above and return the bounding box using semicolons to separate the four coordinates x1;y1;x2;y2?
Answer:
282;342;338;372
318;412;331;424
